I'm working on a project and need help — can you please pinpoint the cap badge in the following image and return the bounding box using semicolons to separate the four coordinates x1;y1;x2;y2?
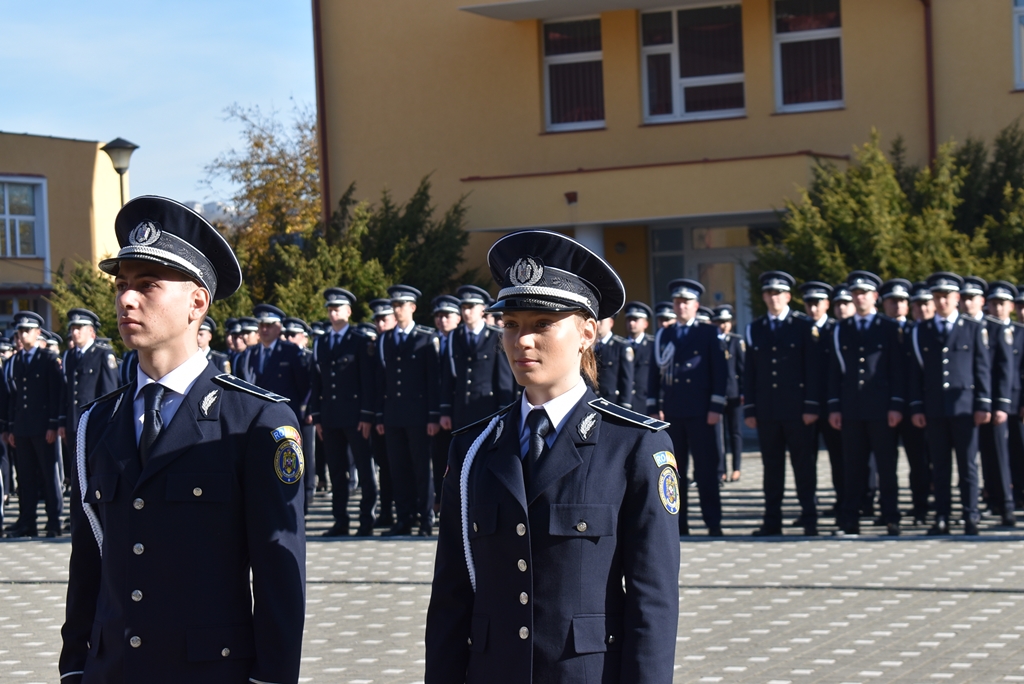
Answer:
129;221;162;246
578;412;598;440
510;257;543;287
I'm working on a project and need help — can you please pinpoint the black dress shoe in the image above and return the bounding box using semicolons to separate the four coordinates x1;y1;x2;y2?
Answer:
1002;514;1017;527
63;519;71;532
354;525;374;537
8;528;38;538
374;517;395;529
382;523;412;537
803;526;818;537
708;527;724;537
418;524;433;537
964;521;980;536
833;526;859;537
679;527;690;537
790;515;807;528
321;524;350;538
46;529;61;538
752;527;782;537
873;516;886;527
927;518;949;536
913;516;928;526
885;523;901;536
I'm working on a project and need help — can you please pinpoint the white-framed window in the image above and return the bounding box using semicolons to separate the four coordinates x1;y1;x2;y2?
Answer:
543;18;605;132
0;181;44;258
1014;0;1024;89
640;3;746;123
773;0;843;113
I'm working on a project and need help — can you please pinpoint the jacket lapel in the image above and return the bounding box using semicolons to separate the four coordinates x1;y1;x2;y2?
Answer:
484;403;528;512
526;391;592;505
90;381;142;485
136;363;219;486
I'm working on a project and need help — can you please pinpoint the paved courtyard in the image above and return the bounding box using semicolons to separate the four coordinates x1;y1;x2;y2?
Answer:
1;451;1023;683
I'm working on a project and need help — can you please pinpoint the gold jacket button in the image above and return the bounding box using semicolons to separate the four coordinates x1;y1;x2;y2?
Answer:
516;523;526;536
576;521;588;533
517;559;527;572
130;636;142;648
520;592;529;605
519;626;530;639
133;498;145;510
193;487;203;497
133;543;145;555
221;647;231;657
131;590;143;602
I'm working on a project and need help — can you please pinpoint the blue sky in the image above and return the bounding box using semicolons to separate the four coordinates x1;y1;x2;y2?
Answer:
0;0;316;205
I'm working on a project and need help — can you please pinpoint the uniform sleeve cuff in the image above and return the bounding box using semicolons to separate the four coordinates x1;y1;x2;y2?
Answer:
710;395;726;405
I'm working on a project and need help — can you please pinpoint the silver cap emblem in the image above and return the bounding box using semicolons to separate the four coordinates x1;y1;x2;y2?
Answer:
129;221;162;246
510;257;543;287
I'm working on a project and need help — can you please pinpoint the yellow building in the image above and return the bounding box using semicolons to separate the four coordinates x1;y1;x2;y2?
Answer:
0;132;122;329
313;0;1024;326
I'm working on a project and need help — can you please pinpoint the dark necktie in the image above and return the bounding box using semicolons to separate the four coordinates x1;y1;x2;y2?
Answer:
770;317;777;332
331;333;339;349
75;349;83;360
524;409;552;488
140;383;166;467
397;330;407;345
859;318;867;333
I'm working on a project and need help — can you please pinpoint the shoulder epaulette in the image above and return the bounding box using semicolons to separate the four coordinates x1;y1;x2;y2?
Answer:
612;334;630;344
984;315;1003;325
961;316;981;326
1013;322;1024;330
791;310;809;319
644;333;654;342
452;402;515;437
83;383;133;411
94;340;114;351
351;326;372;338
212;374;289;402
588;397;669;432
415;325;435;335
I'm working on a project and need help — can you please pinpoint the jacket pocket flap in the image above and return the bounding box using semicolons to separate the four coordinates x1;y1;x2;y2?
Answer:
468;504;497;538
572;614;620;654
549;504;616;537
166;472;232;502
186;623;256;662
86;472;119;504
89;620;103;655
468;613;488;652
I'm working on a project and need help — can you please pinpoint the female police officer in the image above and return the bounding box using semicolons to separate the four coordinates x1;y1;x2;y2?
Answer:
425;230;680;684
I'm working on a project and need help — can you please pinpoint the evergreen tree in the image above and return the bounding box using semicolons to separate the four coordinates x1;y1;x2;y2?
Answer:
48;260;123;353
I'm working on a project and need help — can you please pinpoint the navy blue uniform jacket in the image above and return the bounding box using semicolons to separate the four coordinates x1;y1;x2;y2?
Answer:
425;389;680;684
629;334;654;411
376;325;440;426
308;326;376;428
827;315;906;419
743;312;820;421
908;316;993;418
60;343;121;432
984;317;1024;416
440;324;515;430
648;322;727;419
7;347;62;436
594;335;636;409
720;332;745;400
239;339;310;422
59;363;306;684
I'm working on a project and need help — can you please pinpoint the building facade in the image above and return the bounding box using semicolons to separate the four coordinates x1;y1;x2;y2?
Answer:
314;0;1024;327
0;132;122;329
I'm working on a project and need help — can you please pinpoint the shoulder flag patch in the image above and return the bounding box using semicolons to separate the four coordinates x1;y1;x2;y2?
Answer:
271;425;302;444
653;450;677;470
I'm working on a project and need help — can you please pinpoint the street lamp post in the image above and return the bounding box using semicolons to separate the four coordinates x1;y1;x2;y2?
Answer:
101;138;139;207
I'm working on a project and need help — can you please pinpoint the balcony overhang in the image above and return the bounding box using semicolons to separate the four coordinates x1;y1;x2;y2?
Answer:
459;0;709;22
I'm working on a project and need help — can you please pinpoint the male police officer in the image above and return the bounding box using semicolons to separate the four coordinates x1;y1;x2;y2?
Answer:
961;276;988;321
648;278;727;536
430;295;461;509
5;312;63;538
239;304;310;425
713;305;745;483
197;316;231;373
745;272;820;537
377;285;441;536
654;301;676;329
828;271;905;536
624;301;655;413
979;281;1020;526
369;297;397;528
908;272;992;535
308;288;377;536
594;315;635;408
439;285;515;432
60;195;305;683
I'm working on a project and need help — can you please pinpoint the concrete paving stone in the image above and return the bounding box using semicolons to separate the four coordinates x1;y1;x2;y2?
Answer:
1;450;1023;681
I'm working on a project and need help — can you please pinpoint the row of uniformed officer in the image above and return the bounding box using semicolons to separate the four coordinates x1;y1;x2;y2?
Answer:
712;305;745;483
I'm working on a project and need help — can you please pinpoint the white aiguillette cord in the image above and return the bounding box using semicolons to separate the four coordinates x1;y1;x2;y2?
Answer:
76;408;103;555
460;414;502;593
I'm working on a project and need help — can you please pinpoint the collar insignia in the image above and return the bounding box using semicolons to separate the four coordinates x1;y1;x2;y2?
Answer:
199;389;219;417
578;412;598;440
129;220;161;246
1006;326;1014;345
493;419;504;442
510;257;543;286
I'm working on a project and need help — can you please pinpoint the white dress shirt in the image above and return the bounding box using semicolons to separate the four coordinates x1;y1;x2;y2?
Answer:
133;349;210;444
518;378;588;458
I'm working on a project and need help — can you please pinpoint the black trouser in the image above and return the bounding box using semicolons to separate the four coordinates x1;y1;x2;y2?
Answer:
1009;416;1024;506
817;417;844;514
323;426;378;531
432;429;452;508
373;431;394;523
15;435;62;532
925;414;980;523
301;424;317;515
840;419;900;528
385;426;434;529
757;418;817;530
899;417;931;519
716;398;743;477
315;430;327;485
979;421;1015;515
666;417;721;532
